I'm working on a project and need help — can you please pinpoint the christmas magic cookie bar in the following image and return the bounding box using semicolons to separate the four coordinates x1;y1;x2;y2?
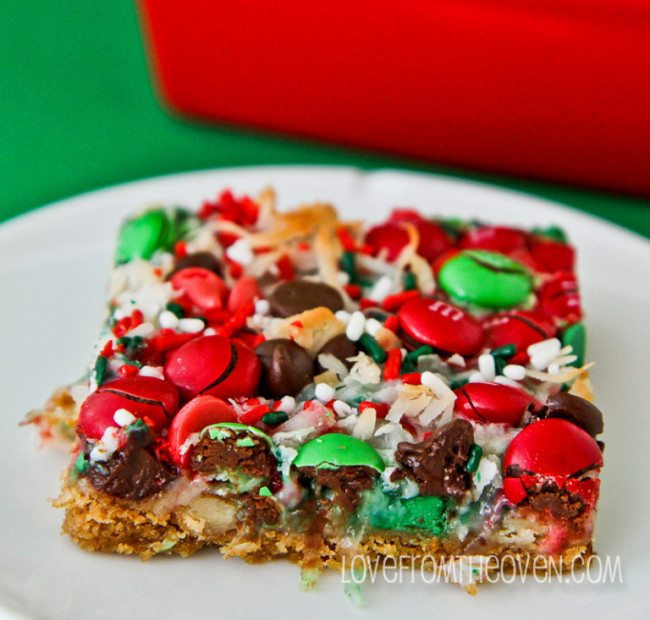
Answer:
27;188;604;587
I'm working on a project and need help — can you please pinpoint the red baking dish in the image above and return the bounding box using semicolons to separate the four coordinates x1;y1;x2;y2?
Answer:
138;0;650;195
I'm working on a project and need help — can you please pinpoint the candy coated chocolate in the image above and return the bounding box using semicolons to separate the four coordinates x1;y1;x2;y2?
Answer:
438;250;532;309
538;272;582;322
365;218;451;262
228;276;262;313
483;310;555;363
170;267;228;311
458;226;528;254
115;210;170;264
78;376;179;439
293;433;385;472
268;280;344;317
545;392;603;437
454;382;540;426
168;395;237;466
316;333;358;370
398;297;485;355
504;418;603;479
255;338;314;398
200;422;274;447
530;237;575;273
164;335;261;399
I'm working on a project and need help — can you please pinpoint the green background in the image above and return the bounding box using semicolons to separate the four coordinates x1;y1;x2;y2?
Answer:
1;1;649;237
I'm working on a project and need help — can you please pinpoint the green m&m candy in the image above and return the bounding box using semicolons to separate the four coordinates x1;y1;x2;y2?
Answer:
293;433;385;472
115;209;171;264
438;249;532;309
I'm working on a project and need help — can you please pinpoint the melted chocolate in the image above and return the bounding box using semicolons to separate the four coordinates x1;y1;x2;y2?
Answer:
395;419;474;499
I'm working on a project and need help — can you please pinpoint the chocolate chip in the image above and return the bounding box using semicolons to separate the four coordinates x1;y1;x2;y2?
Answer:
268;280;344;317
86;427;173;499
544;392;604;437
255;339;314;398
316;333;358;370
395;419;474;499
169;252;222;278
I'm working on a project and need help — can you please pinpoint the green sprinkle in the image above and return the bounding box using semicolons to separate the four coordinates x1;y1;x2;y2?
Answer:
490;343;516;358
126;418;147;433
236;437;255;447
262;411;288;426
493;357;507;375
439;217;466;238
358;333;386;363
71;452;90;479
450;377;469;390
94;355;108;387
532;225;568;243
466;444;483;473
406;345;434;363
166;302;185;318
259;486;273;497
341;251;358;284
403;271;417;291
561;322;586;367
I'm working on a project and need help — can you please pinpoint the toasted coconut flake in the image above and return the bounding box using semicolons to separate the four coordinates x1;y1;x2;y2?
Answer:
346;352;382;385
264;307;345;355
353;407;377;441
525;363;594;383
317;353;349;380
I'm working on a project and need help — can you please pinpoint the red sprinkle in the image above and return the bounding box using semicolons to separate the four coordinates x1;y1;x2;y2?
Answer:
383;315;399;332
239;403;270;425
118;364;139;377
343;284;361;299
336;227;357;252
276;254;295;281
383;348;402;381
130;309;144;328
402;372;422;385
358;401;390;418
383;290;421;312
174;241;188;258
360;298;378;309
100;341;114;357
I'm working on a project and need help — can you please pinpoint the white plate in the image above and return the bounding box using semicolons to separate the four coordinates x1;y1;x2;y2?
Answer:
1;166;648;619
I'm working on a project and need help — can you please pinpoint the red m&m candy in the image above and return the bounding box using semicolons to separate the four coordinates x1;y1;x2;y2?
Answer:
538;272;582;323
168;395;238;466
483;310;556;363
454;382;540;426
530;237;575;273
503;418;603;504
228;276;261;313
458;226;528;254
78;376;180;439
398;297;485;355
365;211;451;262
164;334;261;399
171;267;228;311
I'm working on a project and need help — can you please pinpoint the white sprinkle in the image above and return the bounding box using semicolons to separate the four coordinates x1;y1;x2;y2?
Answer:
89;427;121;463
365;317;383;337
503;364;526;381
203;327;217;336
468;371;486;383
314;383;335;402
333;400;353;417
336;271;350;285
159;310;179;329
139;365;164;379
113;408;136;427
254;299;270;315
335;310;351;324
177;318;205;333
277;395;296;413
478;353;496;381
420;371;448;396
547;362;561;375
494;375;522;388
128;322;155;338
527;338;561;369
368;275;393;302
226;238;254;265
447;353;466;367
346;311;366;341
